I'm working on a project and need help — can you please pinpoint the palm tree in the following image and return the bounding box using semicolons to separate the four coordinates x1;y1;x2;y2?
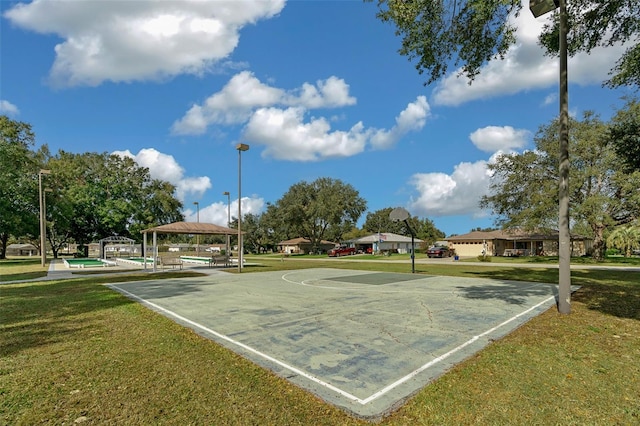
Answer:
606;225;640;257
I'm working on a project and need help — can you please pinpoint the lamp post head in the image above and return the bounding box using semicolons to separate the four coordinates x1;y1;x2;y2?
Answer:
223;191;230;196
236;143;250;152
530;0;559;17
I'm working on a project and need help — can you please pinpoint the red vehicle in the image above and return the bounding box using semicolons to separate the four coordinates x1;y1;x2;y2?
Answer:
427;246;451;258
328;246;356;257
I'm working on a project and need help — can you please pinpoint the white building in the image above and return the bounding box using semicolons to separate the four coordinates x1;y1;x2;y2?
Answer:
349;232;423;254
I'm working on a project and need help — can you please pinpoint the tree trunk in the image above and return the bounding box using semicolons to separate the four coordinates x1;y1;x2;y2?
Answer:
591;224;605;260
0;232;7;259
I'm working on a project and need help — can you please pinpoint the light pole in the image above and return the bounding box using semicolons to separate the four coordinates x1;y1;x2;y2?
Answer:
39;169;51;267
530;0;571;314
193;201;200;255
236;143;249;272
223;191;231;259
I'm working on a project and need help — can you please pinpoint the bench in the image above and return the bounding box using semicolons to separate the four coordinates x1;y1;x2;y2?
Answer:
160;256;183;270
180;256;214;267
211;255;230;267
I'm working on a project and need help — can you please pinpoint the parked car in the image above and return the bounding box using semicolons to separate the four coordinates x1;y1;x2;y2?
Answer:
328;246;356;257
427;246;450;258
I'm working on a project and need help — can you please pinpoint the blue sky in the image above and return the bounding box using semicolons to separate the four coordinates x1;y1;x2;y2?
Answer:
1;0;634;237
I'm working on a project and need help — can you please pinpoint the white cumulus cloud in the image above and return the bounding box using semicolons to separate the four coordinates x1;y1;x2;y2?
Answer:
289;76;357;109
171;71;356;135
0;100;19;116
185;197;264;226
432;11;629;106
469;126;530;153
4;0;285;87
112;148;211;200
244;107;369;161
174;71;429;161
408;160;494;217
370;96;430;150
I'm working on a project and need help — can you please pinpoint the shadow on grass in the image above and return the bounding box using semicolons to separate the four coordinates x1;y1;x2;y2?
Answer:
0;270;48;281
570;269;640;320
109;276;219;299
454;281;557;306
460;267;639;320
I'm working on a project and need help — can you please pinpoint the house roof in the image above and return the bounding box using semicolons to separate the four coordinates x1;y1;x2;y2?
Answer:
350;232;423;244
278;237;336;245
446;229;591;241
142;221;240;235
7;243;37;249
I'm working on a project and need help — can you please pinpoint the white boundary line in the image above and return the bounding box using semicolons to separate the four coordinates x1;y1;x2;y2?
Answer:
108;281;555;406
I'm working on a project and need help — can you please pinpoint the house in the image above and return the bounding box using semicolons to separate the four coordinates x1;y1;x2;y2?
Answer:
349;232;423;254
165;243;194;253
277;238;337;255
445;229;593;257
5;243;38;256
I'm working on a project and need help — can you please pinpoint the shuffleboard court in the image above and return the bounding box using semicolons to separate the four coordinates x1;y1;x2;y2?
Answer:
108;268;562;419
63;258;114;268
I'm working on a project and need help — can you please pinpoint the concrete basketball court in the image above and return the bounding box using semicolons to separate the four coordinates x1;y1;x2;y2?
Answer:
108;268;560;419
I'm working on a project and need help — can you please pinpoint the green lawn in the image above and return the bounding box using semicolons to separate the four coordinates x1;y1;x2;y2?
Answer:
1;258;639;424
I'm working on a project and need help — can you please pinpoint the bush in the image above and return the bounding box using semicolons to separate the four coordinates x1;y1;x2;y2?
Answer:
477;255;492;262
605;248;622;256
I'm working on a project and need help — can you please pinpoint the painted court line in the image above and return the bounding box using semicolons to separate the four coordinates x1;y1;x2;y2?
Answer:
108;282;556;407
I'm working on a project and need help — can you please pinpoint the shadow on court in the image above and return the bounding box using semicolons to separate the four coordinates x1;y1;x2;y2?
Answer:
108;268;560;420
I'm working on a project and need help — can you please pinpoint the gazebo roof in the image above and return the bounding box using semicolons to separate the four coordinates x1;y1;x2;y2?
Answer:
142;221;240;235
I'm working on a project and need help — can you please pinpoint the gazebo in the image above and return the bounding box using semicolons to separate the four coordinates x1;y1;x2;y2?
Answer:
141;221;241;272
99;235;136;259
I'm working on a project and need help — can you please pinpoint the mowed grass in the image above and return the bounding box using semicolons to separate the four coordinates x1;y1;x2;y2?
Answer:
1;258;639;425
0;258;49;281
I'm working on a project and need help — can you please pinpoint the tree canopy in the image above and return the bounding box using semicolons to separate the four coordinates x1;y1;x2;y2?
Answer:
481;109;640;259
0;116;185;259
45;150;184;252
363;207;445;244
269;177;367;251
608;97;640;172
606;224;640;257
369;0;639;89
0;116;39;259
540;0;640;89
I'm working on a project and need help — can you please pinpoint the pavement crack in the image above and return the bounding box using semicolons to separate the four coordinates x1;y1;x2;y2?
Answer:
421;301;433;322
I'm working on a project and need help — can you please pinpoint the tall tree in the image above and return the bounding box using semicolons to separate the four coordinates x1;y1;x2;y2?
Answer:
608;97;640;172
481;111;640;259
271;178;367;251
46;151;184;251
607;225;640;257
0;116;38;259
363;208;407;235
240;213;277;254
368;0;639;88
363;207;445;245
